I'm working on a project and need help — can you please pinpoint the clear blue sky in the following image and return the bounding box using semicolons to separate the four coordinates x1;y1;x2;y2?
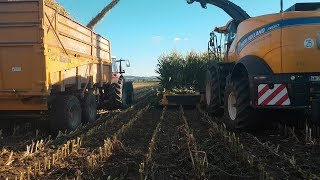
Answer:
56;0;317;76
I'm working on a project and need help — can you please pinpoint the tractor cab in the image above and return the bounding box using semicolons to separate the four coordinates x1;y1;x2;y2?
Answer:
208;19;237;61
111;57;130;79
109;57;133;109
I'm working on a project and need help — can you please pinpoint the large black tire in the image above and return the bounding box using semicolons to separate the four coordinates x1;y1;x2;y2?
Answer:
49;95;82;132
110;77;128;109
205;67;223;116
125;81;134;106
81;93;97;124
223;78;256;131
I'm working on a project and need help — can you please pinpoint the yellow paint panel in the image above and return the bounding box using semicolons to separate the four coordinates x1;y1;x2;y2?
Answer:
0;0;112;110
281;12;320;73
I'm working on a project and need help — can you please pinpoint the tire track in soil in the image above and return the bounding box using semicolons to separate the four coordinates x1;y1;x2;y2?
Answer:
184;108;260;179
84;106;162;179
151;108;194;179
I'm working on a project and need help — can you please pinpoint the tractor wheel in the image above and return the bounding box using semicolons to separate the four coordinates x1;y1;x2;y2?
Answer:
223;78;256;131
49;95;82;132
125;81;134;106
110;77;128;109
81;92;97;124
205;67;223;116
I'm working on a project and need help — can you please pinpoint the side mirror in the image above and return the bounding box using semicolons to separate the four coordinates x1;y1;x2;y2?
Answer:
126;60;131;67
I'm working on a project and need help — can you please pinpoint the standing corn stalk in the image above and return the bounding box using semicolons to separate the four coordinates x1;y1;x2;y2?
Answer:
87;0;121;29
156;51;214;91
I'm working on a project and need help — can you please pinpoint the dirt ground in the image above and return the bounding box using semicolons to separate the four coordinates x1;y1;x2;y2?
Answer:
1;88;320;179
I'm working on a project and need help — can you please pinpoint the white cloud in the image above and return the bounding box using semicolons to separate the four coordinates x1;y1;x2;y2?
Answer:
173;37;189;43
151;36;163;43
173;37;181;42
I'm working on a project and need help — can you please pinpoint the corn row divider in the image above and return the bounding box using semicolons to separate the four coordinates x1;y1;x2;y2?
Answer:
196;105;273;180
139;106;167;180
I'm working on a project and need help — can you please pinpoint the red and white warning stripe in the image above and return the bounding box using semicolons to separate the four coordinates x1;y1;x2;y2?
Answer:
258;84;290;106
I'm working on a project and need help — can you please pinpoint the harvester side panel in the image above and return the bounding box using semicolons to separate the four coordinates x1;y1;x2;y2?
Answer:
230;14;283;73
281;11;320;73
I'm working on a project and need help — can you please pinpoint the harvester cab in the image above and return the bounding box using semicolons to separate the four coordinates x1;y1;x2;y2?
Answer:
208;19;236;60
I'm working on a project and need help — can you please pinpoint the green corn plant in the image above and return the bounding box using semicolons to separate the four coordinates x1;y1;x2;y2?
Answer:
155;51;218;92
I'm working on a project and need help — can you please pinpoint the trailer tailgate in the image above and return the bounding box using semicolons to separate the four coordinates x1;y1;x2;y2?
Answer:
0;0;45;93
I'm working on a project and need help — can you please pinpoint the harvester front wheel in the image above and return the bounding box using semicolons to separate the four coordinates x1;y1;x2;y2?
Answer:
50;95;82;132
81;92;97;124
223;78;256;130
206;67;222;116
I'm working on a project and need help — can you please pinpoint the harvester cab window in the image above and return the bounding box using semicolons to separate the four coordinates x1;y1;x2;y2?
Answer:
225;21;237;46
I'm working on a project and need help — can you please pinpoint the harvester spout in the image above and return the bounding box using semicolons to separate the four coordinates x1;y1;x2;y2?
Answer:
187;0;250;25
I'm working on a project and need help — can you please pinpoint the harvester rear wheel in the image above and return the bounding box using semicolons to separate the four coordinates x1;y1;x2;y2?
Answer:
223;78;256;131
205;67;223;116
81;92;97;124
50;95;82;132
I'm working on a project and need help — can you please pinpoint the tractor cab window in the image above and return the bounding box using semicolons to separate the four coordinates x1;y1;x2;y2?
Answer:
112;58;119;74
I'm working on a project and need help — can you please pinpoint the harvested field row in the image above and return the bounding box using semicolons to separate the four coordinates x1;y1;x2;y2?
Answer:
0;89;156;180
149;108;194;179
37;103;154;179
185;107;260;179
0;86;155;152
84;104;162;179
245;117;320;178
197;107;320;179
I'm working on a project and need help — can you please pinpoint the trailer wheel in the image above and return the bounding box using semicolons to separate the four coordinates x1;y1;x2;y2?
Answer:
50;95;82;132
206;67;222;116
223;78;256;130
81;93;97;123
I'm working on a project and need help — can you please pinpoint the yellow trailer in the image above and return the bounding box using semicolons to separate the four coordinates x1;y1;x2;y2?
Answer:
0;0;132;131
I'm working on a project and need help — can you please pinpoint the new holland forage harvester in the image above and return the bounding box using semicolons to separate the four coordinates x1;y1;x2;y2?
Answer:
187;0;320;130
